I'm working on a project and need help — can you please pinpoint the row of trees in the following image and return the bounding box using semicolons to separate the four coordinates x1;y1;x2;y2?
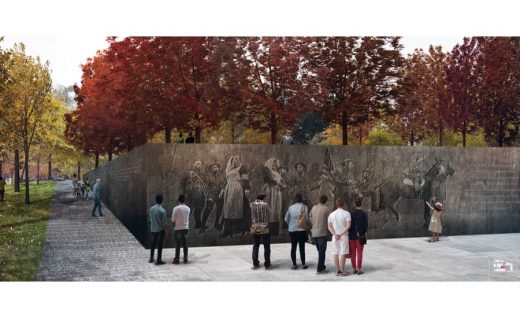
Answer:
66;37;403;162
396;37;520;147
67;37;520;165
0;40;77;204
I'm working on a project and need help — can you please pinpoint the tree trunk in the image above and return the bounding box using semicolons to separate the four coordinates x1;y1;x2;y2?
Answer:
24;148;30;204
14;149;20;192
77;161;81;179
498;119;505;147
410;131;415;146
108;152;113;161
341;111;348;145
439;120;444;146
95;152;99;168
48;159;52;180
270;111;277;145
0;159;3;177
165;126;172;143
359;126;363;145
462;120;467;147
231;124;235;144
37;157;40;185
195;127;202;143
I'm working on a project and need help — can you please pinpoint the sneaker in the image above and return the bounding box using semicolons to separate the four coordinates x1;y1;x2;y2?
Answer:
317;269;329;274
338;271;348;277
155;260;166;265
302;265;308;269
336;271;342;276
252;264;260;270
357;270;364;275
172;258;180;264
148;258;154;263
265;265;272;270
353;270;358;274
99;214;104;217
91;215;97;217
291;265;298;270
183;257;188;264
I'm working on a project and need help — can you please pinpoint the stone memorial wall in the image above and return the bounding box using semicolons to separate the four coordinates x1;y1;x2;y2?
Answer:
85;144;520;248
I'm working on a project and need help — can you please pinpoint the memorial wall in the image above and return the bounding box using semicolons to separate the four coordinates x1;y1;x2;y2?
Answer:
85;144;520;248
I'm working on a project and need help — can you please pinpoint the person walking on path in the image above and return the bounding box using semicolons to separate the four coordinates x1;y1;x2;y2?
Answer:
426;201;444;242
71;174;78;199
250;193;272;270
348;195;368;275
310;194;332;274
148;194;169;265
84;178;91;200
176;133;185;144
185;132;195;143
328;198;351;276
284;193;310;270
0;176;6;201
91;178;103;217
171;194;191;264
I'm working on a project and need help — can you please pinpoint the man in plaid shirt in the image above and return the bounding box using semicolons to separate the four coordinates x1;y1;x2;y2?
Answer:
250;193;272;269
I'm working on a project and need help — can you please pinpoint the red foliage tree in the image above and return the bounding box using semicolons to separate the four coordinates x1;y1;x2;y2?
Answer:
311;37;403;145
476;37;520;147
445;37;483;147
243;37;317;144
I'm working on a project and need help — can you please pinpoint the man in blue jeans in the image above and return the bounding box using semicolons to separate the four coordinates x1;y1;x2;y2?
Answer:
309;194;332;274
91;178;104;217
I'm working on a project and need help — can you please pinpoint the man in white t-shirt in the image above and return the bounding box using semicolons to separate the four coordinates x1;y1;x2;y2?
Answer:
171;194;191;264
328;198;351;276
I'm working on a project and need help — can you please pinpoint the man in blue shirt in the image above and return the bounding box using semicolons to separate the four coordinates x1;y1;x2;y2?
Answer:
91;178;103;217
149;194;169;265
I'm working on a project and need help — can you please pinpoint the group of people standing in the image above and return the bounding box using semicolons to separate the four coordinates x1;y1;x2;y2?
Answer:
251;191;368;276
71;174;92;201
148;194;191;265
175;132;196;144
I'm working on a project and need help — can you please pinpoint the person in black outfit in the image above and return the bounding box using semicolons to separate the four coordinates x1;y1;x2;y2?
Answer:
185;132;195;143
348;194;368;274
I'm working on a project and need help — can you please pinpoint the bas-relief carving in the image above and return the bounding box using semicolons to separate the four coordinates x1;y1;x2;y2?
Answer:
86;144;520;247
168;148;456;240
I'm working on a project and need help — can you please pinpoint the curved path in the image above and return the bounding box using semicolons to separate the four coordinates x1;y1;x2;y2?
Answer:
37;181;519;281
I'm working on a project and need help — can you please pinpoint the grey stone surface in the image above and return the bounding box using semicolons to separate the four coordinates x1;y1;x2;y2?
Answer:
85;144;520;248
37;181;519;281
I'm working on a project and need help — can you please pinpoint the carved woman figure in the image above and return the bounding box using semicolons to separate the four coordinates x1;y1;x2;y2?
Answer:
220;156;249;237
261;158;286;235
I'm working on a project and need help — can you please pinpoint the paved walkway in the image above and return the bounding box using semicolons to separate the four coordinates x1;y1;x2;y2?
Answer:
37;181;519;281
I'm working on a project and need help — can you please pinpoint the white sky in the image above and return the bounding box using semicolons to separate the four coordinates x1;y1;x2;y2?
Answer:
1;36;462;88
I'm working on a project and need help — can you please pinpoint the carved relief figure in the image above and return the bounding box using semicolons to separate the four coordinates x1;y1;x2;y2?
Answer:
289;162;312;207
220;156;250;237
180;160;207;230
201;162;225;233
261;158;286;235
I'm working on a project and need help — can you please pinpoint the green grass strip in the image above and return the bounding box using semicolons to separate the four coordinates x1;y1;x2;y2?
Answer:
0;180;56;281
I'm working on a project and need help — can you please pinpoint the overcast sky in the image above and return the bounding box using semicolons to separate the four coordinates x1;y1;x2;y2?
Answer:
1;36;462;88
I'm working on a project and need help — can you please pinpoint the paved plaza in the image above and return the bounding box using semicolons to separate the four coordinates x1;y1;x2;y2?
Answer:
36;181;519;281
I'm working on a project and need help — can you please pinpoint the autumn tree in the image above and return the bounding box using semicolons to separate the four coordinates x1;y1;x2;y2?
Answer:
311;37;403;145
243;37;317;144
393;46;451;145
2;43;52;203
476;37;520;147
445;37;483;147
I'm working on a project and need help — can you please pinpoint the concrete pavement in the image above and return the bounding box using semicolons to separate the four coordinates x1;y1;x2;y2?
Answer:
37;181;519;281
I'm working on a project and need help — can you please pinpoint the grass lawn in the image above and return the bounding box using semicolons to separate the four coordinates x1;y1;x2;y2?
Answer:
0;180;56;281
